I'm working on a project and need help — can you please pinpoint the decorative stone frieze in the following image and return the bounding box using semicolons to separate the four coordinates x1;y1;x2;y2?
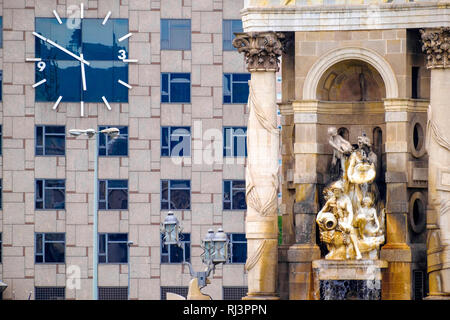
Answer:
232;32;287;72
420;27;450;69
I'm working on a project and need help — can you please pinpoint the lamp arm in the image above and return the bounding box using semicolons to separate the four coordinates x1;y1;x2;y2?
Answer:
183;261;196;278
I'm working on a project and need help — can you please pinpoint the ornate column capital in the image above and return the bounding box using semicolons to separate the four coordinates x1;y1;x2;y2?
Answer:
232;32;289;72
420;27;450;69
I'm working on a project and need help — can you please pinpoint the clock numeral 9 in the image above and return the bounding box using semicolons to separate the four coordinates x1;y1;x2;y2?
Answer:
37;61;46;72
118;50;127;61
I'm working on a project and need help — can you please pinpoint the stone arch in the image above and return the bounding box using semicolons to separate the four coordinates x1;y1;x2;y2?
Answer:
303;47;399;100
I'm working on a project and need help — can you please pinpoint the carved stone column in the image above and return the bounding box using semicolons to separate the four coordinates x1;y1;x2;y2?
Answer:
233;32;286;300
421;27;450;297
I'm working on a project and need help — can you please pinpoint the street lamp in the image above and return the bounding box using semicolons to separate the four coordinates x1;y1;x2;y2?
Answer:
160;211;182;246
127;240;134;300
160;212;229;292
69;127;120;300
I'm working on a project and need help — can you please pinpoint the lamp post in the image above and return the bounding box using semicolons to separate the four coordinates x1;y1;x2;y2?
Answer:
161;212;229;293
127;240;134;300
69;127;120;300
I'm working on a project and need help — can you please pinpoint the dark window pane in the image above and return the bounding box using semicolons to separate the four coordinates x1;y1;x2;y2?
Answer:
99;234;106;254
45;233;65;241
45;242;65;263
232;234;246;242
233;82;250;104
233;73;250;82
232;180;245;189
232;190;247;210
170;73;190;103
35;255;44;263
108;234;128;241
170;180;190;189
45;135;65;156
108;180;128;188
99;255;106;263
45;188;65;209
170;189;190;210
232;242;247;263
161;19;191;50
170;244;184;263
108;242;128;263
108;189;128;209
36;234;43;254
36;126;44;155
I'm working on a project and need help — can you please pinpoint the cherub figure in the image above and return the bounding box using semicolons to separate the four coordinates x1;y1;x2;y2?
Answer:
354;196;381;239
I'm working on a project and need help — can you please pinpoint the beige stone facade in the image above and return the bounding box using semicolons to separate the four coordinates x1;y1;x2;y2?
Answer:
0;0;250;300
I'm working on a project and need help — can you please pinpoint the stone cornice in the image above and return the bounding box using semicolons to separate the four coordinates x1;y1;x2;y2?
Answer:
232;32;288;72
420;27;450;69
241;2;450;32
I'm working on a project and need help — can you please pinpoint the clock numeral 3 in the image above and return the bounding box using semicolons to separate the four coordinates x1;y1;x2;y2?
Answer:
118;50;127;61
37;61;47;72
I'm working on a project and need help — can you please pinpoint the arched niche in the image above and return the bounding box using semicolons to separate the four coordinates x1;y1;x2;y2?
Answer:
303;47;399;100
316;60;386;102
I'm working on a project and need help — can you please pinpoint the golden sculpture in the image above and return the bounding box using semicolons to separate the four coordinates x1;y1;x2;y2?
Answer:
317;130;385;260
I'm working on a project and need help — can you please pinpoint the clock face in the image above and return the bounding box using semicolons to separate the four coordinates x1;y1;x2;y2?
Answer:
29;8;136;116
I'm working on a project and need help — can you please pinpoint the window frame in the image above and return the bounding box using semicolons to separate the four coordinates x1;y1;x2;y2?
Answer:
222;20;243;51
160;19;191;51
35;125;66;156
161;126;191;157
223;180;246;211
223;73;251;104
98;126;129;157
35;179;66;210
160;180;191;210
0;232;2;264
98;233;129;264
161;72;191;104
35;232;66;264
98;179;128;210
160;233;191;264
223;127;247;157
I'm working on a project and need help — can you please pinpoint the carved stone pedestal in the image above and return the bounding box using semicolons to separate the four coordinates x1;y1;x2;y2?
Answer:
312;260;388;300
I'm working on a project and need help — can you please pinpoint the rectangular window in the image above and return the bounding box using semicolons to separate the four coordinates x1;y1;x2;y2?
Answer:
228;233;247;264
0;179;2;210
0;70;2;102
35;287;65;300
99;287;128;300
35;233;65;264
35;179;65;210
35;18;129;103
161;19;191;50
223;127;247;157
0;17;2;48
161;180;191;210
161;73;191;103
161;127;191;157
99;233;128;264
223;287;248;300
223;20;242;51
161;287;188;300
0;125;2;155
98;180;128;210
35;126;66;156
0;232;2;264
223;73;251;104
161;233;190;264
98;126;128;156
223;180;246;210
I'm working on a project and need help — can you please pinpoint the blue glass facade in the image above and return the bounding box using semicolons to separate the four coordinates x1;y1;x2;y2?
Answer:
34;18;129;102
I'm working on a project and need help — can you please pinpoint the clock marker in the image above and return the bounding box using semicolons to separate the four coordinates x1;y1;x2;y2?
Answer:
118;33;132;42
26;58;42;62
81;53;87;91
102;96;111;110
53;10;62;24
53;96;63;110
81;101;85;117
123;59;138;63
118;79;132;89
80;3;84;19
32;79;47;88
102;11;111;25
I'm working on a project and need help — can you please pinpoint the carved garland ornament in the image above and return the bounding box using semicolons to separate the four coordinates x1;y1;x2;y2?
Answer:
232;32;287;72
420;27;450;69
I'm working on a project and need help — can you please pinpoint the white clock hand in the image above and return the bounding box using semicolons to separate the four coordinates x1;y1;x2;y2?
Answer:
33;32;90;66
80;53;87;91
